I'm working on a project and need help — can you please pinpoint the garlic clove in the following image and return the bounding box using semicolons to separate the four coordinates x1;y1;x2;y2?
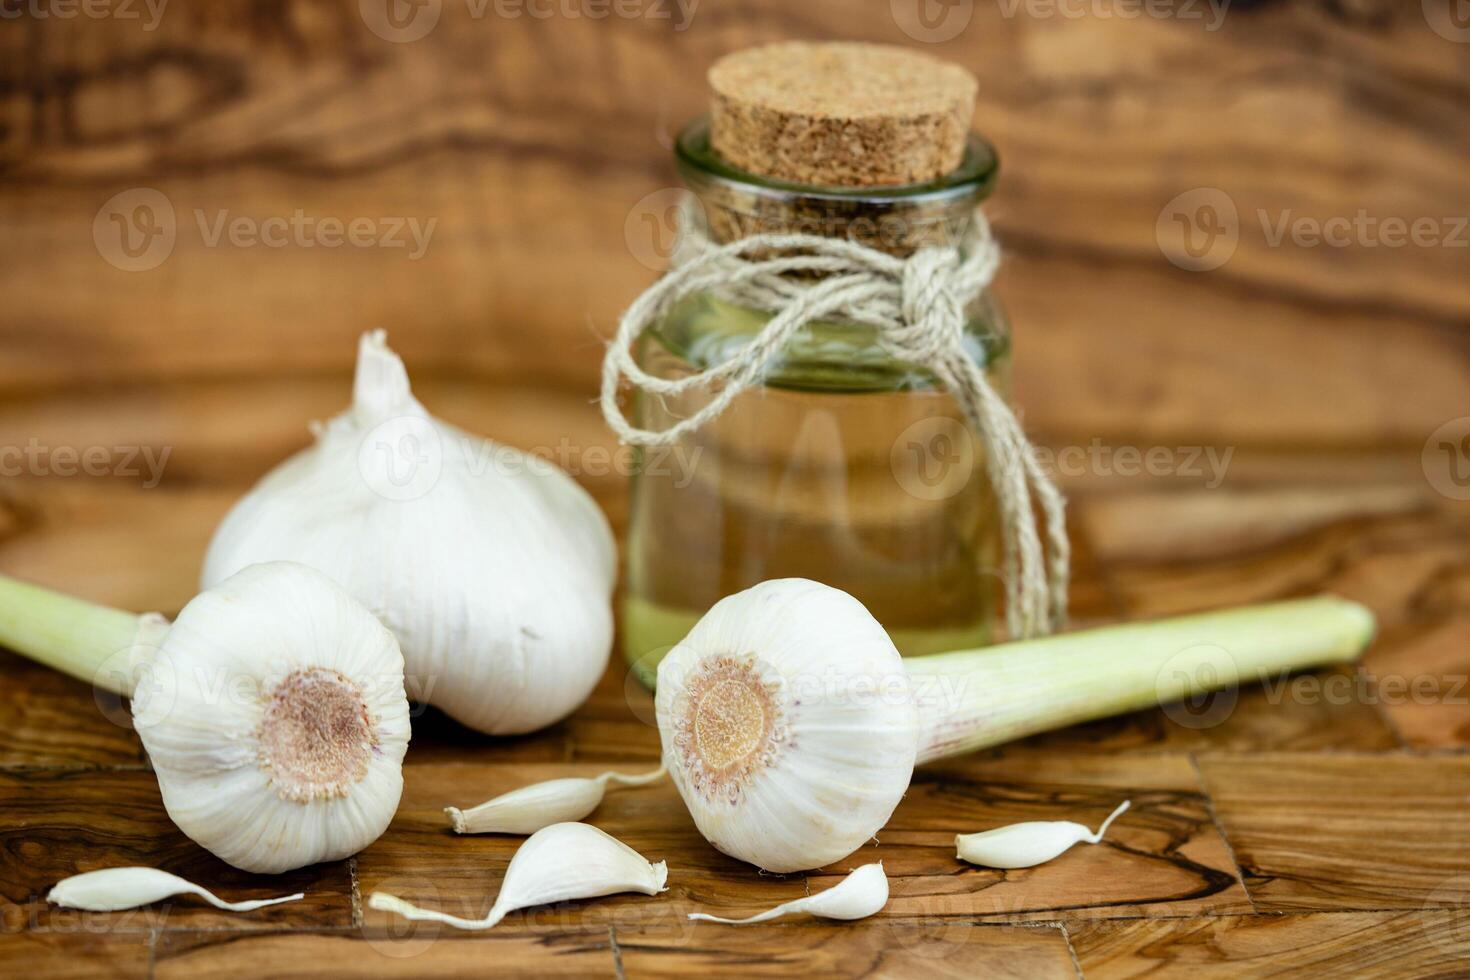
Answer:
955;800;1131;869
369;822;668;931
689;862;888;925
47;868;304;913
446;767;666;835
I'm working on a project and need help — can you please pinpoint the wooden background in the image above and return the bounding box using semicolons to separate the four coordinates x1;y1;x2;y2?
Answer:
2;0;1469;976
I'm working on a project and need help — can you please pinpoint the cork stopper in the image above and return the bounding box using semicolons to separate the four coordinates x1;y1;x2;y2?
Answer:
709;42;978;188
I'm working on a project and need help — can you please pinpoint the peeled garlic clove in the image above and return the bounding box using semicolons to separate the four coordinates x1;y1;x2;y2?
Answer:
446;767;666;835
47;868;304;913
370;822;667;931
203;330;616;736
955;800;1130;869
689;862;888;925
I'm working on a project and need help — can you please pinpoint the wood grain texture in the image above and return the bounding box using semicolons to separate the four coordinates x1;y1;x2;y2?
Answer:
1068;910;1470;979
614;919;1078;979
153;929;621;979
1196;753;1470;911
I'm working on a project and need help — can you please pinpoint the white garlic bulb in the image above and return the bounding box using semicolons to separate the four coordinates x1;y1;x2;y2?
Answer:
48;867;304;913
656;580;1375;873
135;562;412;873
689;863;888;925
955;801;1130;869
370;823;667;930
446;767;665;835
202;331;616;735
655;580;920;873
0;561;411;874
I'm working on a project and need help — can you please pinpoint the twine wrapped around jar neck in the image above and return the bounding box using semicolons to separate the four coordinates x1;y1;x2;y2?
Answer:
601;196;1069;640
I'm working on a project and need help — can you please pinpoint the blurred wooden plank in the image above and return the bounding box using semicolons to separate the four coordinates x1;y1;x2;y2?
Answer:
0;930;149;980
1068;910;1470;979
1196;753;1470;911
154;929;619;978
0;769;353;933
0;649;145;768
0;3;1467;448
1365;616;1470;749
614;919;1076;979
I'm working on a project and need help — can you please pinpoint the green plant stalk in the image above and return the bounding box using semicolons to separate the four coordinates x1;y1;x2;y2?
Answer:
0;574;148;697
909;595;1375;764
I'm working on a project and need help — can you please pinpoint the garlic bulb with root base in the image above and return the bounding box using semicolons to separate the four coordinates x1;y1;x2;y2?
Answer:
446;767;666;835
656;580;1376;873
48;868;304;913
203;330;615;735
0;562;411;873
689;863;888;925
955;800;1130;869
369;822;667;930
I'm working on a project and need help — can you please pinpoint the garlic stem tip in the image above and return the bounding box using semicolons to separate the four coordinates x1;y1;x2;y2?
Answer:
444;807;468;834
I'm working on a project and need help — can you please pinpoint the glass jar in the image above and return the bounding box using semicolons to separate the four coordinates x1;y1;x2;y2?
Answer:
622;117;1009;687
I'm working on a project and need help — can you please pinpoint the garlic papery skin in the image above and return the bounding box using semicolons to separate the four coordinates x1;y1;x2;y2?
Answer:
656;581;1375;873
202;330;616;736
446;767;666;835
955;801;1131;869
655;579;920;874
369;822;667;930
47;868;304;913
689;862;888;925
0;562;411;874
